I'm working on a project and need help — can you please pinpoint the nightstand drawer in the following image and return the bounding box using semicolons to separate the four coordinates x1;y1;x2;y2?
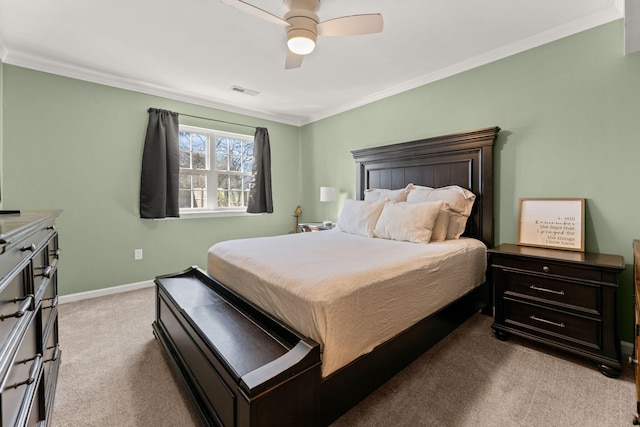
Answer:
504;299;600;349
503;269;599;314
494;255;602;282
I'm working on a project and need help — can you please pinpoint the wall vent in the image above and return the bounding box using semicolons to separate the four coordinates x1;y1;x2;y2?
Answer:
230;85;260;96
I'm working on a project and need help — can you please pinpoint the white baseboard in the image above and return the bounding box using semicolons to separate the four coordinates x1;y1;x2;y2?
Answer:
58;280;155;304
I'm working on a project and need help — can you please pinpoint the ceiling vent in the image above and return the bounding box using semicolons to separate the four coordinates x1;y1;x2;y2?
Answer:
231;85;260;96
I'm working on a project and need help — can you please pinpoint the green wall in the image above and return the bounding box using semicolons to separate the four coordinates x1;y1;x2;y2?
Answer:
300;20;640;342
2;66;301;295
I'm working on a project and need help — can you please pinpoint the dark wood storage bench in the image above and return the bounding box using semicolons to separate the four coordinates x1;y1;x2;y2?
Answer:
152;267;321;427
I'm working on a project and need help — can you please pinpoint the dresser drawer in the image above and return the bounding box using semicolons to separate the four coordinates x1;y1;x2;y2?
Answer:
503;269;600;314
39;273;57;335
47;233;59;266
42;310;60;398
504;299;601;349
0;267;33;360
32;245;50;296
494;255;603;282
26;381;44;427
0;312;40;427
0;228;51;284
34;234;58;306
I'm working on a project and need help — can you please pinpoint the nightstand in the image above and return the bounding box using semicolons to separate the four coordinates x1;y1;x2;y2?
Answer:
299;222;334;232
489;243;625;377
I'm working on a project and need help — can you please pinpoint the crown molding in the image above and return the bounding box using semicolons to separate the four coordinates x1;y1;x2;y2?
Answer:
300;6;624;125
3;51;305;127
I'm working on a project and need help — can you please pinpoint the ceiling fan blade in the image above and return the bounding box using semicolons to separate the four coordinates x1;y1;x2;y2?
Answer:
285;51;304;70
219;0;289;26
317;13;383;36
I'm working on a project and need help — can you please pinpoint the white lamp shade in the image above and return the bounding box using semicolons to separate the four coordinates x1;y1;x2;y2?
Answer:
320;187;336;202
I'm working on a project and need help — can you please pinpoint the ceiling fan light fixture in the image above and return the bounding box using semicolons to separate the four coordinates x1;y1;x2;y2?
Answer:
287;28;317;55
222;0;383;69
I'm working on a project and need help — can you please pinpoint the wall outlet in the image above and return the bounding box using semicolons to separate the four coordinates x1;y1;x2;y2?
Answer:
134;249;143;260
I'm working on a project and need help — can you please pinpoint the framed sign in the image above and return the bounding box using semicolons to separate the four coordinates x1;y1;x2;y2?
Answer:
517;198;585;252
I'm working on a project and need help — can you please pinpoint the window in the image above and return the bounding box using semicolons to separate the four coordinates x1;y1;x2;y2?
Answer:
179;125;254;216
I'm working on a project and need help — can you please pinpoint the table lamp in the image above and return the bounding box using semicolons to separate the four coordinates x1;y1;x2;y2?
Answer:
320;186;336;226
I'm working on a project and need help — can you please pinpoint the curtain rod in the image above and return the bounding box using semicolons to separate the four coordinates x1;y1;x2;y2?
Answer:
178;112;256;130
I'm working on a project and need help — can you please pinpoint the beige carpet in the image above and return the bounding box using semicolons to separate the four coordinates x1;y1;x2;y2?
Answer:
51;287;200;427
52;287;635;427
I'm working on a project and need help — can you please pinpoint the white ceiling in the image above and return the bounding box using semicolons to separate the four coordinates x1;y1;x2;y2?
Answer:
0;0;624;126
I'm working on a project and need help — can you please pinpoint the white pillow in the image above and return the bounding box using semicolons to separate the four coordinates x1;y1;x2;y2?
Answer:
374;201;443;244
428;186;476;217
364;183;414;202
407;185;476;239
406;187;450;242
336;199;388;237
430;204;451;242
431;186;475;239
406;186;434;202
447;212;471;240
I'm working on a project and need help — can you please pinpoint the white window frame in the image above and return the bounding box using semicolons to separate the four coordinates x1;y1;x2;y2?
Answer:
179;125;257;218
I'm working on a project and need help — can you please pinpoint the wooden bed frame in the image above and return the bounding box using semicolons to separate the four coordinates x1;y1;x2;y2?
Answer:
152;126;500;426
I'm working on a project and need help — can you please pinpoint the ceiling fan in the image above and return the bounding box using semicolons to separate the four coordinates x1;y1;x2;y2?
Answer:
219;0;384;69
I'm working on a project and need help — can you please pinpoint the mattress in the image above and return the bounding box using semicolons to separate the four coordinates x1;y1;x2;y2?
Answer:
207;230;487;377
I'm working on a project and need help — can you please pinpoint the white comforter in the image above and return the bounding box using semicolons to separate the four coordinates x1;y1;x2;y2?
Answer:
207;230;486;377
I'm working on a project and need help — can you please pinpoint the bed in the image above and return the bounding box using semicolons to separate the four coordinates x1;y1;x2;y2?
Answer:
208;232;488;379
152;126;500;426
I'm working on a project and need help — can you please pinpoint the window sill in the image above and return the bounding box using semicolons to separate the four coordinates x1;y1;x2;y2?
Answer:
179;210;261;219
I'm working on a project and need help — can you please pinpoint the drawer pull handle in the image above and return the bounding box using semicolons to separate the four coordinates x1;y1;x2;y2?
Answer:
35;265;53;278
530;315;565;328
42;296;58;310
21;243;36;252
530;285;565;296
6;354;42;390
44;345;61;363
43;265;53;278
0;294;34;321
542;266;550;273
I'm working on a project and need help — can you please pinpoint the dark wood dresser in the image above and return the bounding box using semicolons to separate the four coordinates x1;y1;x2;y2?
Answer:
0;210;61;426
489;243;624;377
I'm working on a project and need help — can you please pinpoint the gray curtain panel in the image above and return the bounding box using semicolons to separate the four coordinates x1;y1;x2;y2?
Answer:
247;127;273;214
139;108;180;218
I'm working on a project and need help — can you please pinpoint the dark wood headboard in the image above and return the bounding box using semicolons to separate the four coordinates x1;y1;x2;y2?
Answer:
351;126;499;247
